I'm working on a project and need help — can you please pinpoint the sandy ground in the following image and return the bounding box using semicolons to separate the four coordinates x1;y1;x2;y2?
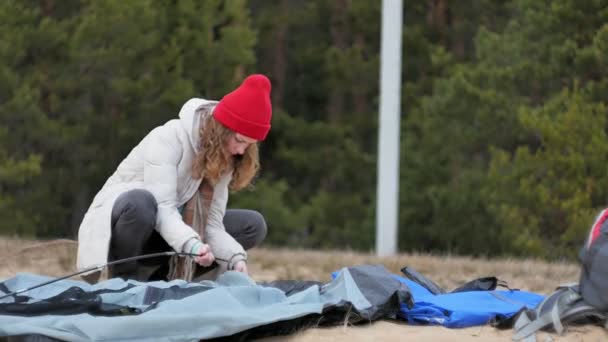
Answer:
261;321;607;342
0;237;606;341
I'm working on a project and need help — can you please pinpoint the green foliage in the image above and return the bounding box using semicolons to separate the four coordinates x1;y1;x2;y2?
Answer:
0;138;41;236
0;0;255;238
231;0;380;250
399;0;608;258
485;89;608;257
231;107;376;249
228;178;307;246
2;0;608;259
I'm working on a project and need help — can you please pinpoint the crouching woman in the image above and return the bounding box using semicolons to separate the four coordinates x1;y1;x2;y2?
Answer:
77;74;272;283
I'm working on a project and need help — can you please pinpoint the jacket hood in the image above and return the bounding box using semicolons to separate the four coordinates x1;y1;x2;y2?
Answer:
178;98;218;152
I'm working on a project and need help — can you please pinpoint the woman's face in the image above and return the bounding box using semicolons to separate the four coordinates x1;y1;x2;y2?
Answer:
226;133;257;156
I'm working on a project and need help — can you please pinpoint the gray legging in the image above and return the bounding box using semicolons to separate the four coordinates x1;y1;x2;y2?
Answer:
107;189;267;281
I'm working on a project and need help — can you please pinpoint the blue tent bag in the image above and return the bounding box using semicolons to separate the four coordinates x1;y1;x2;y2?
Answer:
334;266;544;328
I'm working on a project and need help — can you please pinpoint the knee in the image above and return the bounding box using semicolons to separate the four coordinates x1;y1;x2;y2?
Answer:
248;210;267;247
112;189;158;228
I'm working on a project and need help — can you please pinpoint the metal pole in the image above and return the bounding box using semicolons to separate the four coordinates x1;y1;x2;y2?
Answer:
376;0;403;256
0;252;228;301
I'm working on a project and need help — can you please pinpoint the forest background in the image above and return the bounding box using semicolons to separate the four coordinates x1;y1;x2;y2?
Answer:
1;0;607;260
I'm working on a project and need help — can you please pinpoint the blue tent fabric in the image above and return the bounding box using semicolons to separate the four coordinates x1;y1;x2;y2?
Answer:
330;270;545;329
0;265;410;341
394;275;544;328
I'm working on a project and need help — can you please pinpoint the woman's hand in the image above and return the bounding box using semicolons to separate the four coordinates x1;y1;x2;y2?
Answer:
232;260;248;275
194;243;215;267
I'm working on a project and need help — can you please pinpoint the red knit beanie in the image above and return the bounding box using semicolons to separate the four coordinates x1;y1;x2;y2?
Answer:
213;74;272;141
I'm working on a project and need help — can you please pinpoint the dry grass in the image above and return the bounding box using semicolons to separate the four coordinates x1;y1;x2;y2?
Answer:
248;247;580;294
0;237;79;279
0;237;604;342
0;237;580;294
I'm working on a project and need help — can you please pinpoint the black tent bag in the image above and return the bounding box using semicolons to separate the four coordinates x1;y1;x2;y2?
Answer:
579;209;608;311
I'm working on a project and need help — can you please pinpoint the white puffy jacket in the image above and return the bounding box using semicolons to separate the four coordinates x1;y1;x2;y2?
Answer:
77;98;246;272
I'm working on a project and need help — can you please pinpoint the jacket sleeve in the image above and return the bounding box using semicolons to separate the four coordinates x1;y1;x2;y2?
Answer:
143;125;199;252
205;173;247;269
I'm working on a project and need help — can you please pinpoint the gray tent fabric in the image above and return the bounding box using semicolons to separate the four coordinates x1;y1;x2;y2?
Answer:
0;264;410;341
510;284;607;341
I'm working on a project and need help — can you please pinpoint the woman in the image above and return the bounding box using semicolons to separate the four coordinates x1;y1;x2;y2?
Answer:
77;74;272;283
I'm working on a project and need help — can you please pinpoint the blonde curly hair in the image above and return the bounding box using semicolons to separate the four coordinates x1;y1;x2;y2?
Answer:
192;110;260;191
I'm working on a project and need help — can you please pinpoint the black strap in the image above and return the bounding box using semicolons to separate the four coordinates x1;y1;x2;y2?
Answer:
0;282;29;303
0;284;138;316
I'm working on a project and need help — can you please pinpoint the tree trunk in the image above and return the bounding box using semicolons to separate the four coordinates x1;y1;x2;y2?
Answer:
70;185;90;238
268;0;289;108
40;0;54;17
449;8;466;59
351;33;368;115
426;0;449;47
327;0;350;123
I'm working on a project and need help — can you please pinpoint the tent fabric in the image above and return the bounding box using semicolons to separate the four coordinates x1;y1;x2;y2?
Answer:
394;275;545;328
0;264;546;340
0;264;410;342
0;284;141;316
331;269;545;329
